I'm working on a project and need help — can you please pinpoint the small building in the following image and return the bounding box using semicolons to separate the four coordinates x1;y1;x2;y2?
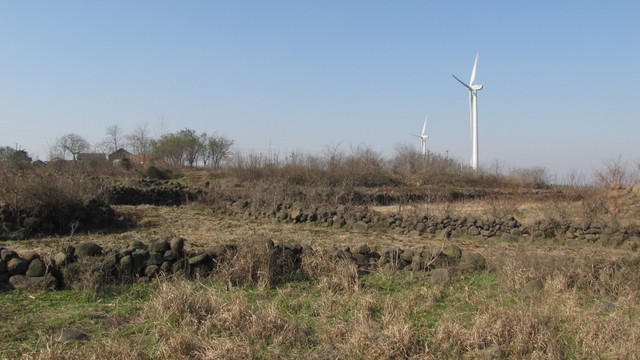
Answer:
108;148;154;164
108;148;132;161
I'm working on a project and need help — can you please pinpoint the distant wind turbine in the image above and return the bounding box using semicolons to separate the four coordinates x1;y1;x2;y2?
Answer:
411;114;429;157
453;52;483;171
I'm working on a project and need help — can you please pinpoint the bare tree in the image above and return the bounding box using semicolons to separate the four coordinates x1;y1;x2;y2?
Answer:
56;134;90;161
94;124;125;154
322;142;344;170
593;155;639;188
105;124;123;153
126;122;152;162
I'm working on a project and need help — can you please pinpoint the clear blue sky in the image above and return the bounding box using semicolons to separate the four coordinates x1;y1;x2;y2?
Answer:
1;1;639;181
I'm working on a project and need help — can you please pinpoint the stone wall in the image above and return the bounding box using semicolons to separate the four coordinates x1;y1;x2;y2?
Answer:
232;201;640;246
0;238;487;291
104;182;640;246
107;179;201;206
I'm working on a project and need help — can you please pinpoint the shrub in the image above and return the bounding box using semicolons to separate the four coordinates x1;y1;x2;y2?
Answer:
0;162;108;236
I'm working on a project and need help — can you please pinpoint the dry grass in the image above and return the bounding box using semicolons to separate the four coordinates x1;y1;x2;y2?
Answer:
4;174;640;359
6;237;640;359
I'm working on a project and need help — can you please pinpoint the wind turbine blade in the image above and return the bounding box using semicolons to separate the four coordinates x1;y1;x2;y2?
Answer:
452;75;472;90
422;115;428;136
470;52;479;85
411;134;421;139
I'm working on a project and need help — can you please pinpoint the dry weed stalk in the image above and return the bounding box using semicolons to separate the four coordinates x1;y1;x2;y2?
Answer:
301;252;360;293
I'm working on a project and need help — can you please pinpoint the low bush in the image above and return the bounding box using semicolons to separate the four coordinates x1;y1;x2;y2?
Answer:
0;162;113;236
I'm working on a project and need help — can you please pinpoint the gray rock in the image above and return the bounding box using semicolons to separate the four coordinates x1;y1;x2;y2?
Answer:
9;274;57;291
170;237;185;252
443;244;462;259
331;249;347;260
188;253;212;266
519;280;544;298
146;251;163;266
400;250;415;263
26;258;46;277
431;268;450;285
54;252;71;266
75;242;103;257
131;249;150;274
23;252;40;262
103;253;118;271
149;239;171;253
160;261;173;273
585;234;599;242
0;259;6;274
351;253;369;268
1;249;17;262
120;255;133;273
144;265;159;277
128;240;148;251
7;257;29;275
61;244;75;257
354;243;371;255
459;252;487;273
163;250;178;262
172;261;186;274
352;221;368;232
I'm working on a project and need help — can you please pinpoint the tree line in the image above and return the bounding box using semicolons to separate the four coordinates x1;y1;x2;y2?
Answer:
47;124;233;168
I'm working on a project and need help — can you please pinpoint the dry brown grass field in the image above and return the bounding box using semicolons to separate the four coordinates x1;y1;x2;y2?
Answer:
2;163;640;359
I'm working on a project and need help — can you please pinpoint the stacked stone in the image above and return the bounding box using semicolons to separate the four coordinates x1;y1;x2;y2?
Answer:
228;200;640;244
238;200;526;240
53;238;190;282
0;248;57;291
1;237;491;291
108;181;199;206
326;242;486;276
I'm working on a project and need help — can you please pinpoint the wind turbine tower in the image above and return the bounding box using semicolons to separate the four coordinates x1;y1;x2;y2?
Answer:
411;114;429;158
453;53;483;171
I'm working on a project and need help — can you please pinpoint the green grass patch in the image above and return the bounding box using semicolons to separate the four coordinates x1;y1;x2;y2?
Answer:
0;282;154;358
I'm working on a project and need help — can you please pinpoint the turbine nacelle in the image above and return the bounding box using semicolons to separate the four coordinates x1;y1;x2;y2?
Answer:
471;84;483;91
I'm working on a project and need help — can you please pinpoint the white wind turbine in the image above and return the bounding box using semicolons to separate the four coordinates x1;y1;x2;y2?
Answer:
411;114;429;158
453;52;483;171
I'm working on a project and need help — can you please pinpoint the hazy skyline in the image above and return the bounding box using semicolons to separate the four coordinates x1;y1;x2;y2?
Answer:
1;1;639;182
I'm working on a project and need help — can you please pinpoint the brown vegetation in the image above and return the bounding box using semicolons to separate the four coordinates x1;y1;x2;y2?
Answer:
2;152;640;359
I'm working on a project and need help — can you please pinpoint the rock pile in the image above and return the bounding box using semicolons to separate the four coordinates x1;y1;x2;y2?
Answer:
0;248;57;291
